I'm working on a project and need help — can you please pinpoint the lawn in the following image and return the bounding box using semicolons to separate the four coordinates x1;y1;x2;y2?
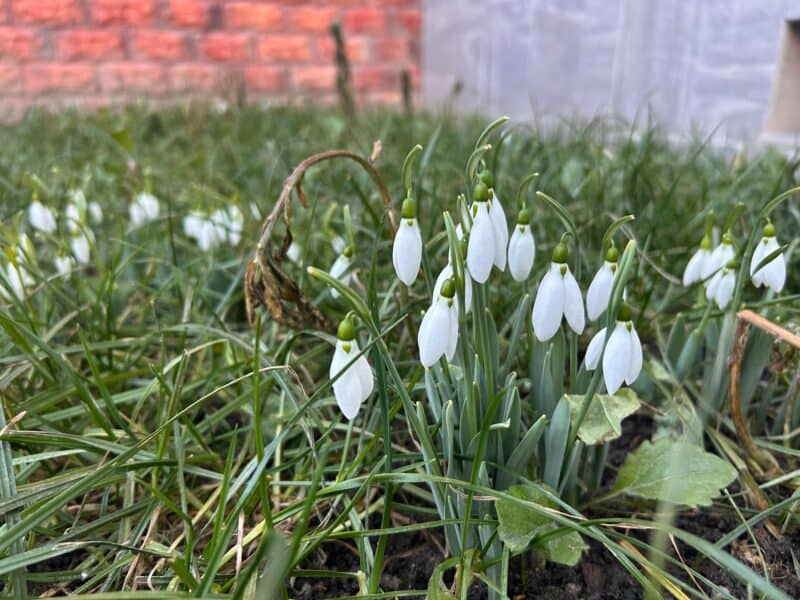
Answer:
0;104;798;599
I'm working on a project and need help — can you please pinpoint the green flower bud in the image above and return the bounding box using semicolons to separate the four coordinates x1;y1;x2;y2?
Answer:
604;245;619;263
473;181;489;202
479;170;494;188
700;234;712;250
337;317;356;341
343;244;354;258
440;278;456;299
617;302;633;322
763;222;776;238
722;231;733;245
516;208;530;225
552;242;569;264
401;196;417;219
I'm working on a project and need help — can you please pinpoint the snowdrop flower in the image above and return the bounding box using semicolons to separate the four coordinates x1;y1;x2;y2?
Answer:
2;239;35;301
531;242;585;342
88;201;103;223
750;222;786;293
392;197;422;286
129;192;160;226
585;304;642;395
182;211;205;241
418;278;459;367
54;254;75;279
707;233;735;279
28;200;57;233
329;245;353;299
466;182;495;284
286;241;301;264
488;194;508;271
434;262;472;313
586;246;619;321
706;260;736;309
65;202;82;233
331;235;346;254
329;317;373;420
507;208;535;282
682;234;714;286
70;230;92;265
209;207;243;246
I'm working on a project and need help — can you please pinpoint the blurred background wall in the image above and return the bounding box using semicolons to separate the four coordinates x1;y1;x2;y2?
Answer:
423;0;800;143
0;0;420;117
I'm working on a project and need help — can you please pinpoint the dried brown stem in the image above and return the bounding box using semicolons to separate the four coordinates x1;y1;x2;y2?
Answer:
245;149;396;330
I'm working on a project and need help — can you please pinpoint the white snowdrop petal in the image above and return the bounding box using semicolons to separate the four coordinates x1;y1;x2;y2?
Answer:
762;253;786;293
562;267;585;334
445;303;459;361
330;254;349;279
705;271;722;302
626;326;643;385
587;263;614;320
332;236;346;254
714;271;735;309
467;204;495;283
683;249;704;286
584;327;606;370
532;264;564;342
602;323;630;395
355;356;374;402
28;201;57;233
286;242;301;263
507;225;535;282
329;340;353;379
71;233;91;265
333;369;363;420
88;201;103;223
418;300;450;367
392;219;422;286
489;194;508;270
54;255;74;279
65;203;82;233
749;240;768;277
433;264;452;299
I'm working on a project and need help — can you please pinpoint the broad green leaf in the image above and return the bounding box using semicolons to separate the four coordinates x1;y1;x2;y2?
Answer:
614;437;737;507
496;484;586;565
536;523;588;566
565;389;640;445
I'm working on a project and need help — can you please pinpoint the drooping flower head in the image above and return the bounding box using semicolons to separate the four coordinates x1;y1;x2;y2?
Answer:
480;170;508;272
585;302;642;395
531;241;585;342
750;222;786;293
392;195;423;286
682;233;714;286
129;192;160;227
587;245;618;321
329;316;373;420
28;199;57;234
329;244;354;299
418;278;459;367
466;180;495;283
706;259;736;309
707;231;735;280
507;208;535;282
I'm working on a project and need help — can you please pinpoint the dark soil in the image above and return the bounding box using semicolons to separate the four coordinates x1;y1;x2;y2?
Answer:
291;414;800;599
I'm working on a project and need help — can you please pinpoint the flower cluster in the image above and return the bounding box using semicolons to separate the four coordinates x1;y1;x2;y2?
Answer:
682;222;786;309
182;206;244;251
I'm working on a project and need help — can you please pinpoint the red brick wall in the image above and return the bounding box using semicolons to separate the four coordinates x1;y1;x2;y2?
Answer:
0;0;421;116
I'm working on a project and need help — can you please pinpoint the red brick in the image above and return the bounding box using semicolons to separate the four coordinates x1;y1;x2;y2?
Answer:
169;63;220;92
55;30;123;60
201;33;250;61
0;27;42;60
374;36;411;62
25;63;96;94
12;0;83;25
99;62;166;94
226;2;282;30
91;0;156;25
289;6;337;33
290;65;335;92
395;9;421;34
168;0;208;28
257;35;311;62
243;65;284;91
353;65;400;91
343;8;385;34
132;31;187;60
315;35;368;64
0;64;22;94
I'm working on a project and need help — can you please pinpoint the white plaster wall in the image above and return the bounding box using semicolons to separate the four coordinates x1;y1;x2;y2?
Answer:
422;0;799;142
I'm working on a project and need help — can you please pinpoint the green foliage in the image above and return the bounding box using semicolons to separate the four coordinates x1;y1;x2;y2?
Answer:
613;436;738;507
565;389;640;445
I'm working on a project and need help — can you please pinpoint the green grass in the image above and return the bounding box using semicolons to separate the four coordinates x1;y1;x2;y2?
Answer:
0;103;798;599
